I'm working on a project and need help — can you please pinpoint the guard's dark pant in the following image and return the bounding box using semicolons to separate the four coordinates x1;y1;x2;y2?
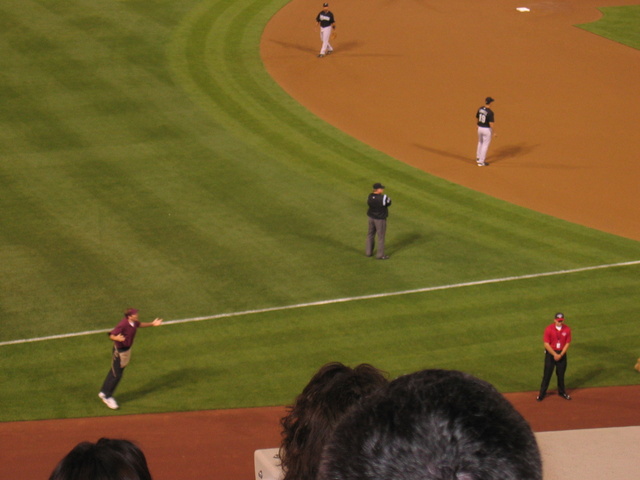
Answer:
100;348;127;397
539;350;567;396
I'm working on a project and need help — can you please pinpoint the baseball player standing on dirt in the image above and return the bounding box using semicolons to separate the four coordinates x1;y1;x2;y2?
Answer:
476;97;496;166
316;3;335;58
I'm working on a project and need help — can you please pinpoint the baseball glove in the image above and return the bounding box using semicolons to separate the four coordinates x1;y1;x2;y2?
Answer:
635;358;640;372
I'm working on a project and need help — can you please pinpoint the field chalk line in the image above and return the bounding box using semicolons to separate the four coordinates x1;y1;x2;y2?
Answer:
2;260;639;347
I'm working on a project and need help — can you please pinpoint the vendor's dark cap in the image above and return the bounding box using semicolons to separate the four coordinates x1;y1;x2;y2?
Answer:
373;182;385;189
486;97;495;104
125;308;139;317
555;312;564;319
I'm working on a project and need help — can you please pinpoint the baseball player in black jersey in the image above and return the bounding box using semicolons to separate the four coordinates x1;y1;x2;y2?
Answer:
476;97;496;166
316;3;335;58
366;183;392;260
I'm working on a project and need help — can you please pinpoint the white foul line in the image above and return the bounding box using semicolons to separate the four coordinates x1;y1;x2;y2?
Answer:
2;260;639;347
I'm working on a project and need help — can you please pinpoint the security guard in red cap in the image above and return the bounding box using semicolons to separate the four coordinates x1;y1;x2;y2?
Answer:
537;313;572;401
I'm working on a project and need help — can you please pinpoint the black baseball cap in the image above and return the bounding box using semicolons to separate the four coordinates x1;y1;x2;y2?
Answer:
323;3;329;6
373;183;385;189
555;312;565;321
485;97;495;104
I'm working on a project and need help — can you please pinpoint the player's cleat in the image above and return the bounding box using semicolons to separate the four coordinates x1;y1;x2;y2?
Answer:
477;162;488;167
378;256;390;260
536;394;545;402
559;393;572;400
317;54;325;58
326;50;333;55
99;392;120;409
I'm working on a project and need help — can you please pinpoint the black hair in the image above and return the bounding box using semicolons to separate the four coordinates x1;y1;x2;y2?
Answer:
320;369;541;480
49;438;152;480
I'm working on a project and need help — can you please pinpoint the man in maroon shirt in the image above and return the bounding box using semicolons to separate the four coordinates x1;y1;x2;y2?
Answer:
98;308;163;409
537;312;572;401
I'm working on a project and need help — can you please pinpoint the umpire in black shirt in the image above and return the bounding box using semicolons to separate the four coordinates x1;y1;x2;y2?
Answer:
366;183;392;260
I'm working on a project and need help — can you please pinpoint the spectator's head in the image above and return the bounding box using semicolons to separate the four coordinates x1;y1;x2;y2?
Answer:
49;438;152;480
320;369;542;480
280;362;388;480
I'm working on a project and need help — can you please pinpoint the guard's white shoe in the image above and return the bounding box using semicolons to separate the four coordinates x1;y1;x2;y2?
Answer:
99;392;119;409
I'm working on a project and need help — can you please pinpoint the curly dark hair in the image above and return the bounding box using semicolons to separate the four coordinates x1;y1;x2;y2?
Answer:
320;369;542;480
279;362;388;480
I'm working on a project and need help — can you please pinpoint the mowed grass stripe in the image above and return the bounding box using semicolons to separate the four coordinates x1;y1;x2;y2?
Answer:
1;0;638;341
170;0;388;181
2;263;639;420
3;1;198;152
3;258;639;347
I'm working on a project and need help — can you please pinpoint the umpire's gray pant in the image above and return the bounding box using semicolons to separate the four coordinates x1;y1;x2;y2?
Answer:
366;217;387;259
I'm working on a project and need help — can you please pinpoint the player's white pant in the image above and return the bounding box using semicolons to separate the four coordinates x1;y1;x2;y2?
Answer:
320;27;333;55
476;127;492;163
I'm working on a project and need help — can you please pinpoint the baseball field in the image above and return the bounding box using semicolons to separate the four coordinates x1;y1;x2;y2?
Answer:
0;0;639;478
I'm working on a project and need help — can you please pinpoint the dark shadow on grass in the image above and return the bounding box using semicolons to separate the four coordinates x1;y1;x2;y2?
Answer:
295;229;425;259
119;367;215;402
566;344;613;389
566;365;609;390
379;232;427;258
390;232;425;253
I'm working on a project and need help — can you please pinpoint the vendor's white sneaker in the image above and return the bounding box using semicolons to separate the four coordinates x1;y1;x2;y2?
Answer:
98;392;119;409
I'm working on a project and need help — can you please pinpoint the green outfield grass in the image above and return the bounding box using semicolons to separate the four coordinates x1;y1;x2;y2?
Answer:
577;5;640;50
1;0;639;421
